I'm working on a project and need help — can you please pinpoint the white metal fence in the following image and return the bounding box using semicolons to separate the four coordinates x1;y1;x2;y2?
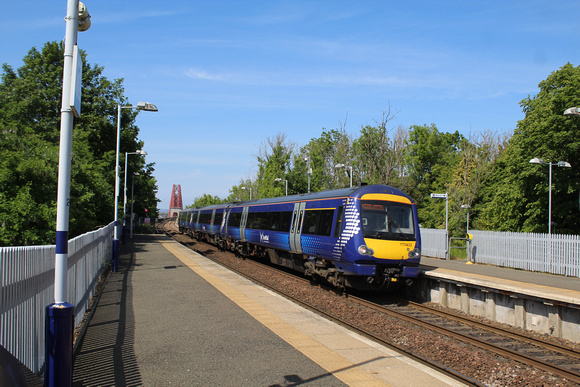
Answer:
420;228;580;278
0;222;113;375
420;228;448;259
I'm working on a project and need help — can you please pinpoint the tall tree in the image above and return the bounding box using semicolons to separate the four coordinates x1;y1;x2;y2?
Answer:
255;132;295;198
447;131;506;234
352;122;408;189
405;124;464;229
477;63;580;234
0;42;158;246
302;128;353;191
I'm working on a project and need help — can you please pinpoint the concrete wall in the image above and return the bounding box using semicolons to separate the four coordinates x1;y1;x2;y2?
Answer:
412;277;580;344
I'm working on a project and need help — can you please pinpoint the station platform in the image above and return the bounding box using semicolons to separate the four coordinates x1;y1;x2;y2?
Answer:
72;235;461;386
420;256;580;306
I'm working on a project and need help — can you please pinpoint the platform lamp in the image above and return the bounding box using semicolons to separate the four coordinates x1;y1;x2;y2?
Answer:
274;178;288;196
123;150;147;242
305;156;311;193
241;186;252;200
335;163;352;188
113;102;157;271
130;172;140;238
529;158;571;234
49;1;91;385
460;204;470;234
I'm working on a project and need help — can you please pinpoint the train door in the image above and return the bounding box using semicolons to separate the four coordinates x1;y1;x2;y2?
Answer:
240;206;249;241
223;208;231;236
289;202;306;253
210;209;216;235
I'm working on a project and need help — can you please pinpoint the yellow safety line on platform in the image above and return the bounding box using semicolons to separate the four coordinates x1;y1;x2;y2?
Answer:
159;239;390;387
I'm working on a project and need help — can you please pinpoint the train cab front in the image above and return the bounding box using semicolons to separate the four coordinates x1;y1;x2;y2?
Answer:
349;194;421;290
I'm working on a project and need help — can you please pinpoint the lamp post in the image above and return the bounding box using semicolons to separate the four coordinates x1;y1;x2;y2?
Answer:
564;107;580;116
130;172;139;238
335;163;352;188
460;204;470;234
241;186;252;200
305;156;311;193
49;1;90;386
113;102;157;272
123;150;147;241
274;178;288;196
529;157;571;234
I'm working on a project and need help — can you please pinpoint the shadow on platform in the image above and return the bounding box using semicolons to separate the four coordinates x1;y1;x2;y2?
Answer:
73;242;143;386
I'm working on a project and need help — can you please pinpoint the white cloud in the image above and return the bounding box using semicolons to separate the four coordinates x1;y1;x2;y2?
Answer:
184;68;230;81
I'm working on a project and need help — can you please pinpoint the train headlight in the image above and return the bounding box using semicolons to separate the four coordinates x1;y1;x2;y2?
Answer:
358;245;374;256
408;248;421;258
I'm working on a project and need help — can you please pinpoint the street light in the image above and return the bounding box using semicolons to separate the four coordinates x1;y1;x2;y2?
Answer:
50;1;90;385
130;172;139;238
460;204;470;234
335;163;352;188
564;107;580;116
123;150;147;241
113;102;157;271
274;178;288;196
305;156;311;193
241;186;252;200
529;157;571;234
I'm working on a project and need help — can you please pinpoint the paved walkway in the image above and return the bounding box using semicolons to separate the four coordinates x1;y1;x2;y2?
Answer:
72;234;462;386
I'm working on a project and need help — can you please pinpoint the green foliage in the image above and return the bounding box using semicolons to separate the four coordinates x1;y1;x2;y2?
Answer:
303;128;352;190
226;179;255;202
0;42;159;246
255;133;294;198
477;63;580;234
188;194;226;208
405;124;465;230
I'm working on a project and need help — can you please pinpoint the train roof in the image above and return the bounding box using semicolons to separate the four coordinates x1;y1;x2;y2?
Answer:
229;184;413;207
184;185;414;212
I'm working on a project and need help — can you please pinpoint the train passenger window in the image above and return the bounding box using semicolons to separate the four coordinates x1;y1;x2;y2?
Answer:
199;213;212;224
302;209;334;237
244;211;293;231
271;211;292;231
246;212;257;229
228;212;242;227
303;211;319;234
214;212;223;226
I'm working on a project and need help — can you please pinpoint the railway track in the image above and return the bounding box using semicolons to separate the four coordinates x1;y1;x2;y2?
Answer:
159;219;580;385
362;296;580;384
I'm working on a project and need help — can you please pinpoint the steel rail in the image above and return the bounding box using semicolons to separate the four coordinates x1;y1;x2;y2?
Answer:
349;296;580;384
391;296;580;360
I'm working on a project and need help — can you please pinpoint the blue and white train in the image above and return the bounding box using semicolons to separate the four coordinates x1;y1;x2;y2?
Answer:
178;184;421;290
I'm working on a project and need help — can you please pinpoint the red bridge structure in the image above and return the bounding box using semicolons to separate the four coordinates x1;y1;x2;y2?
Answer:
168;184;183;217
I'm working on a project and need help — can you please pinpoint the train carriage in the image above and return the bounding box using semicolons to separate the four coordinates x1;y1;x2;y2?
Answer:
183;184;421;291
178;208;195;235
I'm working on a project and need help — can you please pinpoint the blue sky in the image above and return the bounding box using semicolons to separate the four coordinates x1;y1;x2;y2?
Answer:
1;1;579;211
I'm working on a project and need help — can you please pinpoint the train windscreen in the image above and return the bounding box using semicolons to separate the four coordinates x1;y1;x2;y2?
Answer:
360;201;415;241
